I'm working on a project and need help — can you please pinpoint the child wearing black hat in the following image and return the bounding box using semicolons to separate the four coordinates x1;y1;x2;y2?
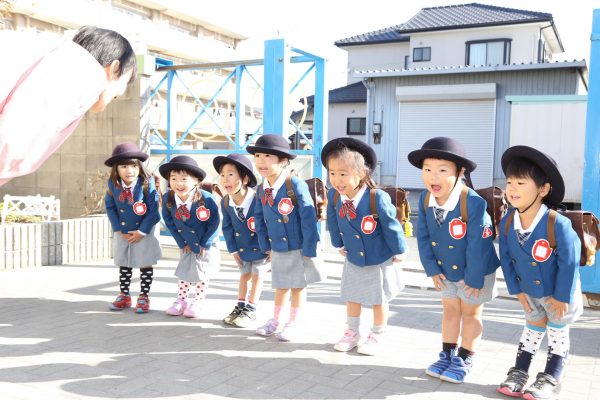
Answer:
408;137;499;383
214;153;270;328
105;142;162;313
159;155;221;318
247;134;322;342
496;146;582;400
323;137;407;356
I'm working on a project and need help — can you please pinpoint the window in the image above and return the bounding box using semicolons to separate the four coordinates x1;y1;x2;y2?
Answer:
466;39;511;66
347;118;366;135
413;47;431;62
404;55;409;69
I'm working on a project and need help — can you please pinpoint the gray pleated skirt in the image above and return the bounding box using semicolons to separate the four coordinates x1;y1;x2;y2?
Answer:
340;257;404;306
174;243;221;282
240;257;270;276
113;226;162;268
271;249;323;289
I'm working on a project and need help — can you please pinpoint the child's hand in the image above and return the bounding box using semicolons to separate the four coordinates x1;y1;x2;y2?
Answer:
338;248;347;257
516;293;533;313
198;247;206;257
181;245;192;254
120;232;131;240
392;254;404;263
462;282;482;299
127;231;144;244
233;252;243;267
545;296;568;320
431;274;447;291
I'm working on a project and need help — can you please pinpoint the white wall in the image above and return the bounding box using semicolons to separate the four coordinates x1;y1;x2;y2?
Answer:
407;23;543;68
509;99;587;203
346;42;410;83
327;103;367;141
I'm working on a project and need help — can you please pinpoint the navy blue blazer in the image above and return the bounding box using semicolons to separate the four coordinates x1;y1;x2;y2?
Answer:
254;175;319;257
327;188;407;267
499;209;580;303
416;188;499;289
221;194;268;262
105;177;160;235
162;189;220;253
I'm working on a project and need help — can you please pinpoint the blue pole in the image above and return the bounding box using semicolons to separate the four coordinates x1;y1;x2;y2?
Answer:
263;39;288;135
581;9;600;294
166;70;176;161
235;65;245;151
313;57;327;180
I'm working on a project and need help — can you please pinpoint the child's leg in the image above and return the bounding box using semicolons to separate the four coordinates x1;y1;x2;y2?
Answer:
256;288;289;336
543;322;570;380
458;301;484;359
238;272;252;305
334;302;362;352
435;298;468;382
178;280;190;299
119;267;133;294
139;267;153;295
165;280;190;316
372;302;388;332
356;302;388;356
442;298;462;346
248;273;263;306
288;288;305;324
194;280;209;300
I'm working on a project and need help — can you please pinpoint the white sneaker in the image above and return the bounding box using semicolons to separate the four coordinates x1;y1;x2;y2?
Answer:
357;332;383;356
276;323;298;342
333;329;360;352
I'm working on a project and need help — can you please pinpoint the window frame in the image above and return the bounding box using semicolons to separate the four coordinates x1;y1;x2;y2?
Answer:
412;47;431;62
346;117;366;136
465;38;512;66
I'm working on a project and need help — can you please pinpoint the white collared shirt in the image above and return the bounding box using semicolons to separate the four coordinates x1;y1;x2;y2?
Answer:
175;187;196;210
514;204;548;233
230;187;255;218
120;179;135;191
340;184;368;209
262;170;288;198
427;180;464;220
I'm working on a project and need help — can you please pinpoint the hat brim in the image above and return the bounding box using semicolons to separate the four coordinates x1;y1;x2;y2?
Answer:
212;156;257;188
159;162;206;181
246;145;296;160
104;151;149;167
407;149;477;172
321;138;377;171
501;146;565;205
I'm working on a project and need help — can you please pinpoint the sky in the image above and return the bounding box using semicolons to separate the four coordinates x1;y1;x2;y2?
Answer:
186;0;600;89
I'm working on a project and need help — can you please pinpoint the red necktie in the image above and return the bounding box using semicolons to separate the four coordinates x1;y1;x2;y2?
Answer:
119;188;134;204
262;188;274;207
175;204;191;221
340;200;357;220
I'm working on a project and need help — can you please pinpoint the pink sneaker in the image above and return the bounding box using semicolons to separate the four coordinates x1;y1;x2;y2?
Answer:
256;318;279;336
357;331;383;356
183;300;202;318
333;329;360;352
165;298;187;316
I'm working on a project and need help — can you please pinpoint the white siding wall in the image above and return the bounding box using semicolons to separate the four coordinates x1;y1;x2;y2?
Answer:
509;100;587;203
408;23;542;68
327;103;368;141
346;42;410;84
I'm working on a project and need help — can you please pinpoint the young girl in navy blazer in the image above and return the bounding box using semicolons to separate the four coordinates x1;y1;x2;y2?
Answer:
214;153;270;328
247;134;322;342
104;142;161;313
324;138;407;356
160;156;220;318
497;146;582;400
408;137;499;383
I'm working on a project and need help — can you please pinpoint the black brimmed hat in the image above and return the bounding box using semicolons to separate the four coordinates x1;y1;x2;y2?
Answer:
321;137;377;171
212;153;257;188
407;137;477;172
501;145;565;206
104;142;148;167
159;155;206;181
246;134;296;159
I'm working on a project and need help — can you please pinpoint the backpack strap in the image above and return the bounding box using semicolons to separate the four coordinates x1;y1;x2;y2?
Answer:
424;191;431;210
504;209;516;237
333;190;340;207
370;189;379;220
224;194;230;208
548;209;558;249
285;175;297;206
459;185;469;223
143;180;149;197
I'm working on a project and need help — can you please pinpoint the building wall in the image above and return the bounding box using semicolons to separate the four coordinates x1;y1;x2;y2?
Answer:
365;68;581;186
346;42;410;84
407;23;543;69
327;103;367;142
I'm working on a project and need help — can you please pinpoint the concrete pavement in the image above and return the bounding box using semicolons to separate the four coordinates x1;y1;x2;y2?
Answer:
1;243;600;400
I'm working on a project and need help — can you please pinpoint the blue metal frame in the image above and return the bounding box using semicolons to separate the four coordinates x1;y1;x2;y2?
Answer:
581;9;600;293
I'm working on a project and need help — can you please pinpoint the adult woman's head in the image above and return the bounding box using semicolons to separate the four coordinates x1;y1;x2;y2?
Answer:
73;26;137;112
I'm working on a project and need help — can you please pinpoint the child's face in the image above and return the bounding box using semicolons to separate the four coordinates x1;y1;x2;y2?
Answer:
90;67;134;113
169;170;199;198
505;175;550;209
328;157;364;198
254;153;286;181
422;158;460;203
117;163;139;186
219;164;247;195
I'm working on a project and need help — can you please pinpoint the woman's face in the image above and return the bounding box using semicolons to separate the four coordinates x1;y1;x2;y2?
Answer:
90;66;134;113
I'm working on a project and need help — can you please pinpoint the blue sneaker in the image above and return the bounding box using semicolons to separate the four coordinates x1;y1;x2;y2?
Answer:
440;355;473;383
425;350;454;378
